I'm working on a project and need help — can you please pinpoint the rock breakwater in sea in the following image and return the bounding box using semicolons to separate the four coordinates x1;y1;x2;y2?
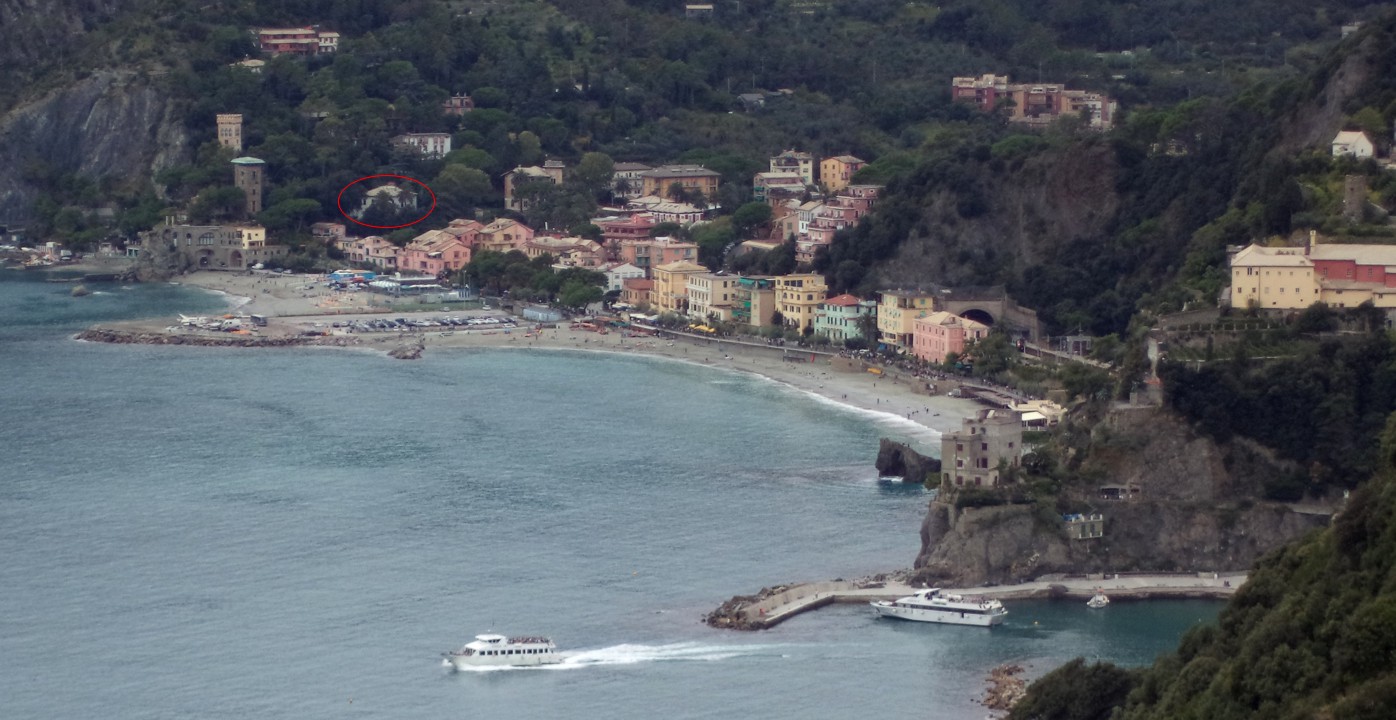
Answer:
982;663;1027;711
75;328;361;349
704;584;797;630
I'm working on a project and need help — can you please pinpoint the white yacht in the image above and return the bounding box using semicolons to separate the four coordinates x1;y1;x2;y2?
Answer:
1087;591;1110;609
870;588;1007;627
442;633;562;669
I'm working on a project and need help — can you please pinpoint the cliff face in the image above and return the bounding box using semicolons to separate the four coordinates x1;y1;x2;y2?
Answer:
0;70;189;221
0;0;126;105
913;407;1332;586
872;143;1121;291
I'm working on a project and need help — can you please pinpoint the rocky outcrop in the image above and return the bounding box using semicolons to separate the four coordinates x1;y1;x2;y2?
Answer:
912;406;1333;587
389;339;426;360
983;664;1027;712
0;70;190;221
875;438;940;482
704;585;796;630
75;328;361;348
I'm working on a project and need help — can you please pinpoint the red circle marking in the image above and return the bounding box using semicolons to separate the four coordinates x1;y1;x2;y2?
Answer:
337;174;437;229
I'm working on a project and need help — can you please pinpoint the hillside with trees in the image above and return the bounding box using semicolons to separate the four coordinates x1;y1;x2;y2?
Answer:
5;0;1392;295
1009;414;1396;720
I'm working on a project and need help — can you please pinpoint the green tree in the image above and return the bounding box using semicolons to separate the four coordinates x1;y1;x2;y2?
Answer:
731;201;773;238
433;164;492;220
516;131;544;166
572;152;615;200
258;198;321;234
690;217;735;269
188;186;246;223
559;279;603;310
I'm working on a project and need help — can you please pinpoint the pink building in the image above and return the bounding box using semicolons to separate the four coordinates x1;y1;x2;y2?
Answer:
310;222;346;244
340;235;400;269
796;186;880;264
477;218;535;254
399;230;471;276
596;214;657;247
442;94;474;115
952;74;1116;129
256;27;338;56
615;237;699;276
912;311;990;364
1309;244;1396;286
526;236;605;267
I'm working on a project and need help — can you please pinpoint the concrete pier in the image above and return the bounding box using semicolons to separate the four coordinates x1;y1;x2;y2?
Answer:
708;572;1249;630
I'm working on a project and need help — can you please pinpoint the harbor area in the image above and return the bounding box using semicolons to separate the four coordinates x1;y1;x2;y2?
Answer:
705;571;1248;630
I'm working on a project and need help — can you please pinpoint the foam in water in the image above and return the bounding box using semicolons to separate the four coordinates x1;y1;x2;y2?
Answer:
444;642;791;673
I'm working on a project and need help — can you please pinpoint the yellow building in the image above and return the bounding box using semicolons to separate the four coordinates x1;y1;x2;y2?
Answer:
639;165;721;201
775;273;829;331
238;226;268;248
1228;245;1320;310
877;289;937;351
652;260;709;315
819;155;866;192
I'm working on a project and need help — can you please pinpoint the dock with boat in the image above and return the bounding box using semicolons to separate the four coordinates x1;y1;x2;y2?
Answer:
705;572;1248;630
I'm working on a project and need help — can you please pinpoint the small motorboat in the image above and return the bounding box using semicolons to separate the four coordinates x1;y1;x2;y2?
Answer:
1086;591;1110;609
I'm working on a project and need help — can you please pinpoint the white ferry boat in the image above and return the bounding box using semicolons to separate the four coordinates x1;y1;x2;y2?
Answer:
1087;591;1111;609
870;588;1008;627
441;633;562;669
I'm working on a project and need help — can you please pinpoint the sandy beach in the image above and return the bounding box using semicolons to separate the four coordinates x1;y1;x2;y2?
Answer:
115;270;989;448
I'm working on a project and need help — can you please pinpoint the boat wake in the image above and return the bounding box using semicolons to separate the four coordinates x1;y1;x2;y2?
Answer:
446;642;789;672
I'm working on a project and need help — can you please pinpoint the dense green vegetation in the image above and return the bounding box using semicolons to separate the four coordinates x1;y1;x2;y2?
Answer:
14;0;1396;338
1162;313;1394;496
5;3;1380;304
1010;416;1396;719
461;249;605;307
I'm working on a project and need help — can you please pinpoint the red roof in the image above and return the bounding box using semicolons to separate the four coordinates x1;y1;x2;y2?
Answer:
823;293;862;307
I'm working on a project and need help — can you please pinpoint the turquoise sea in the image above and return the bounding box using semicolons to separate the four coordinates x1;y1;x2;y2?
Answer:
0;270;1220;719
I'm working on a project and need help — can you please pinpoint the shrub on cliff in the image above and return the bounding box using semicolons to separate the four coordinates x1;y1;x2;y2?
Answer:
1008;658;1138;720
1010;410;1396;719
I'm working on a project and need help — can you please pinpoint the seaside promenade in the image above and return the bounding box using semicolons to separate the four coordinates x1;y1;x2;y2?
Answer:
104;270;989;445
711;572;1248;630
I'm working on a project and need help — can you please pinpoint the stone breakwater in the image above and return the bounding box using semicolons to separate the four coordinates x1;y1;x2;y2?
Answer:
75;328;362;349
983;663;1027;711
707;571;1245;631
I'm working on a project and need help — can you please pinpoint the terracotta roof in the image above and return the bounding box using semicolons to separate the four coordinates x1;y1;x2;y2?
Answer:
822;293;863;307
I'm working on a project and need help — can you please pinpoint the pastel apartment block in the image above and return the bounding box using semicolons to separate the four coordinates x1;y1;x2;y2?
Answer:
911;310;990;364
952;74;1116;129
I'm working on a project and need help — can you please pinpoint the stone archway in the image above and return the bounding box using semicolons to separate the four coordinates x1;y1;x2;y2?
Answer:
229;250;244;268
960;307;995;327
198;249;215;267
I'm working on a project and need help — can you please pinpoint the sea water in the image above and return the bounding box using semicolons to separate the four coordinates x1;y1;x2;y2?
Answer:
0;270;1220;719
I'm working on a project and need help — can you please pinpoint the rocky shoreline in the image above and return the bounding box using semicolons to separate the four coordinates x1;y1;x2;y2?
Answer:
983;663;1027;712
75;327;362;348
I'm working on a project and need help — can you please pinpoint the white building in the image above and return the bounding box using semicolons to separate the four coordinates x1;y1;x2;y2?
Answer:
1332;130;1375;159
603;262;646;292
392;133;452;159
